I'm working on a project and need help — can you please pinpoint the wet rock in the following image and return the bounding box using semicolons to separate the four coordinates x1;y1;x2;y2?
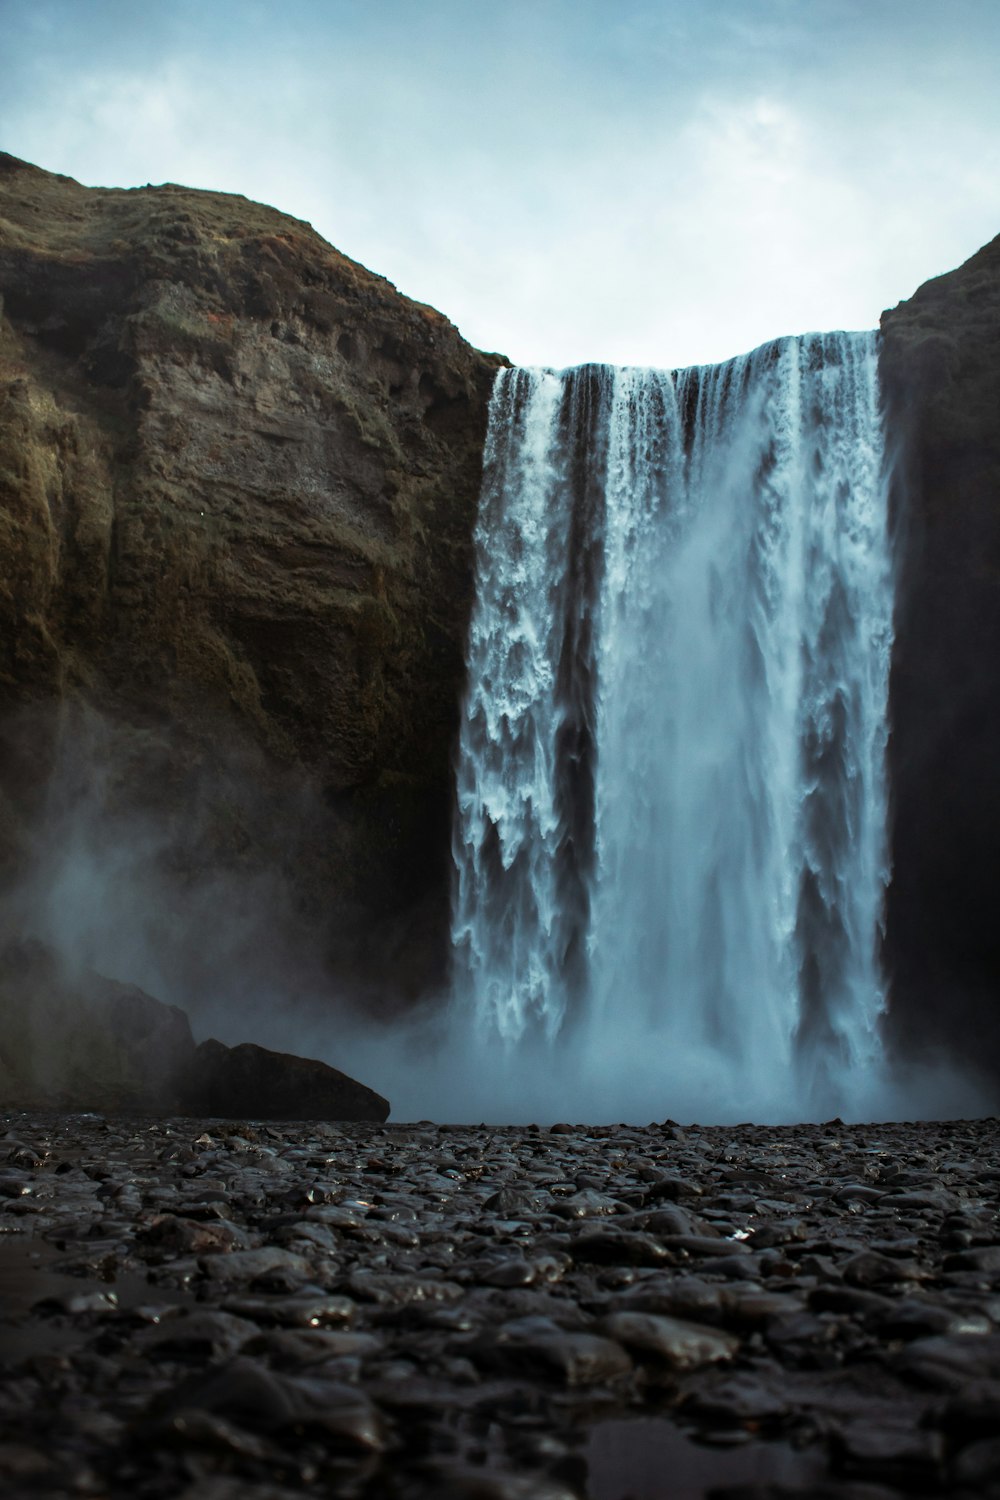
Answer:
6;1112;1000;1498
221;1292;355;1328
151;1355;385;1448
136;1213;250;1256
570;1230;670;1267
599;1311;738;1369
893;1332;1000;1389
199;1246;315;1286
414;1464;579;1500
472;1315;632;1385
132;1309;260;1360
182;1039;390;1122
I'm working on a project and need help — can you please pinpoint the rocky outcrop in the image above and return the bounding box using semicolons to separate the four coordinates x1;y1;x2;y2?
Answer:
0;154;502;1004
0;938;389;1118
880;233;1000;1079
182;1038;389;1123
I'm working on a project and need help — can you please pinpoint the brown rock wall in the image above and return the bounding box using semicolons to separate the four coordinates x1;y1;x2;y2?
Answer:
0;153;502;1006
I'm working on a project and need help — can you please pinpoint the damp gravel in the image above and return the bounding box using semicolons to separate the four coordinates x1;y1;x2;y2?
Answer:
1;1111;999;1498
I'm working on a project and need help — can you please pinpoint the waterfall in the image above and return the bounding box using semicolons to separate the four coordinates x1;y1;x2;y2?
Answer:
451;333;893;1122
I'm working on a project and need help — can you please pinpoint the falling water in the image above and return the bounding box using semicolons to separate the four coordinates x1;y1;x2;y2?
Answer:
451;333;893;1121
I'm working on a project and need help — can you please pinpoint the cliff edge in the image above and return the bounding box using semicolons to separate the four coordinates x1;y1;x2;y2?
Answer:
0;154;501;1007
881;232;1000;1078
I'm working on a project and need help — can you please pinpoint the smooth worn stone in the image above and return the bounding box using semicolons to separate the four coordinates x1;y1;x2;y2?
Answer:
832;1418;946;1479
943;1245;1000;1274
893;1333;1000;1390
552;1190;622;1219
617;1276;733;1323
599;1311;738;1369
347;1270;464;1305
220;1292;355;1327
151;1355;386;1449
723;1289;808;1332
200;1246;315;1285
570;1231;671;1267
841;1250;924;1287
935;1378;1000;1443
808;1285;896;1319
246;1327;380;1367
414;1462;579;1500
953;1436;1000;1486
640;1174;702;1202
660;1234;753;1259
135;1213;250;1256
481;1187;554;1217
873;1297;992;1341
133;1309;260;1360
683;1372;791;1423
474;1317;633;1385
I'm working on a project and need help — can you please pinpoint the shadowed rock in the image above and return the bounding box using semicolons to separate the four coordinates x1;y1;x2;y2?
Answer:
0;937;389;1119
182;1038;389;1122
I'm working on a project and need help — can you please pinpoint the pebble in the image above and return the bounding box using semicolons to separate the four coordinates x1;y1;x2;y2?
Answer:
1;1112;999;1496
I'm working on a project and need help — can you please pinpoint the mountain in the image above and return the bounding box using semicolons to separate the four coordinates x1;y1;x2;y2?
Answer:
0;153;500;1009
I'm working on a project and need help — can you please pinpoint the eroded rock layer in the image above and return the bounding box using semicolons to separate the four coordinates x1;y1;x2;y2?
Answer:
0;153;502;1004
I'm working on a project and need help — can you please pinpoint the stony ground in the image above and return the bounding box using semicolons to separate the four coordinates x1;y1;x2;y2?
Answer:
2;1113;1000;1500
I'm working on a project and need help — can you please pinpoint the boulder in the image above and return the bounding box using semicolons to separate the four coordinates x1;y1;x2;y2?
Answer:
181;1038;389;1122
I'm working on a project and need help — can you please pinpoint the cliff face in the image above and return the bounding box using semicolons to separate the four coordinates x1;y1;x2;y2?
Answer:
0;154;501;1007
880;233;1000;1078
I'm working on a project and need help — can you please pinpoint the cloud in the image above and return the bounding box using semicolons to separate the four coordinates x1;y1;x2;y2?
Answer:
2;0;999;366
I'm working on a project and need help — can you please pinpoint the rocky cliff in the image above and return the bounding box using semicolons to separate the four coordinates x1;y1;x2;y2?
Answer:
880;233;1000;1082
0;154;501;1013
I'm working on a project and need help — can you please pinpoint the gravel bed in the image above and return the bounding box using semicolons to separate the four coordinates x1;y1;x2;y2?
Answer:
2;1112;1000;1498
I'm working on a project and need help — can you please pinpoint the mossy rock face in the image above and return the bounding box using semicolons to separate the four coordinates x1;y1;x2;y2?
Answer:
0;153;506;1006
880;231;1000;1076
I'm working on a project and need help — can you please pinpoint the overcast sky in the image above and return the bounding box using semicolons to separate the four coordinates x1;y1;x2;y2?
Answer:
2;0;999;367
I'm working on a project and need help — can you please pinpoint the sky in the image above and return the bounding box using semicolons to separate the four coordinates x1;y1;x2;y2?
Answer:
2;0;1000;368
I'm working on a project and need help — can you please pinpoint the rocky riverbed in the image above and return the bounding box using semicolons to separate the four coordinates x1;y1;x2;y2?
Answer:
1;1113;999;1499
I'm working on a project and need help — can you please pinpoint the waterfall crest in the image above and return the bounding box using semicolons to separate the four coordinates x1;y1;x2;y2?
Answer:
451;333;893;1121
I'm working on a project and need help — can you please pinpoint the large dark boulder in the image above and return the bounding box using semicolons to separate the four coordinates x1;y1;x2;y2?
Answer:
880;233;1000;1083
183;1038;389;1122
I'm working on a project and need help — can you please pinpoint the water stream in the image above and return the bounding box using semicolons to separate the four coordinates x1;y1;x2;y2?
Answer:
450;334;893;1121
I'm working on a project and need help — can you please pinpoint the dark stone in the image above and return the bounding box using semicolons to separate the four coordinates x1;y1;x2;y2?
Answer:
181;1038;390;1122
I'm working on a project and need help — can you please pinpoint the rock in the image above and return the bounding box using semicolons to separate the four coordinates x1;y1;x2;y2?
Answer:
135;1214;249;1256
133;1309;260;1360
893;1333;1000;1389
151;1355;385;1449
7;1111;1000;1498
182;1038;390;1122
569;1230;671;1267
599;1311;738;1369
0;152;503;1006
199;1246;315;1287
880;233;1000;1090
0;938;195;1110
473;1317;633;1386
0;937;389;1119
